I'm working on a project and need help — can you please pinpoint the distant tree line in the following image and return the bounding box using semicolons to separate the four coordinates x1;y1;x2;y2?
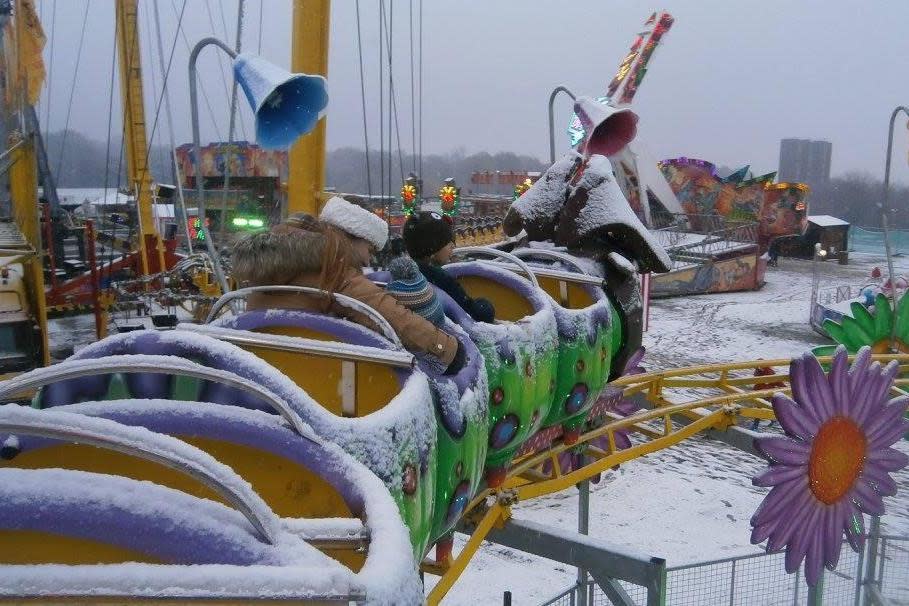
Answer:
43;130;909;229
44;130;547;197
808;172;909;229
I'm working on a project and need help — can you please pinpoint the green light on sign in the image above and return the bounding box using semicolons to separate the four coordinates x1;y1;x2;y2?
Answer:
232;216;266;230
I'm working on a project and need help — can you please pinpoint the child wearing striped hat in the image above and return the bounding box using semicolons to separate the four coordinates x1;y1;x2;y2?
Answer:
385;257;445;327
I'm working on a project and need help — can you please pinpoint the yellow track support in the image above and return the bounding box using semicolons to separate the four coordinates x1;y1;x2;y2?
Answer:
427;353;909;603
426;503;508;606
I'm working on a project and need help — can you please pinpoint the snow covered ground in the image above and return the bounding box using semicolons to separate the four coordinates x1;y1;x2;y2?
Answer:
427;252;909;605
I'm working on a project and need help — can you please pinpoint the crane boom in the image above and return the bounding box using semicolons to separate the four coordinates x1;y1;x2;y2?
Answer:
115;0;164;275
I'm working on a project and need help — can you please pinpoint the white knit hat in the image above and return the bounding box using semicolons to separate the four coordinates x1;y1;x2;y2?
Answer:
319;196;389;250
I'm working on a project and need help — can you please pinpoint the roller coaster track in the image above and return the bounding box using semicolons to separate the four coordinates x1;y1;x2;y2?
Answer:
425;353;909;605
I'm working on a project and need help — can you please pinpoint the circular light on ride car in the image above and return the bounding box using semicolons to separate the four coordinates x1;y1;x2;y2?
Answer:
490;414;520;449
564;383;589;415
446;481;471;524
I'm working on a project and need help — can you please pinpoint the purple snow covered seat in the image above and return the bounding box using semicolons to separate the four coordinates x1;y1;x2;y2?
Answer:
0;405;423;603
37;330;276;411
5;400;370;519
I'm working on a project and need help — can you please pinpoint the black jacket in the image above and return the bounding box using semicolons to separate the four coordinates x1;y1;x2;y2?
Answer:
417;261;496;323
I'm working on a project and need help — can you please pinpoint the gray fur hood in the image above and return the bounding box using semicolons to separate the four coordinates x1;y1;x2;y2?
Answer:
232;228;324;286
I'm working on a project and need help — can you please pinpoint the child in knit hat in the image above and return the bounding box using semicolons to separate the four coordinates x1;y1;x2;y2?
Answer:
385;257;445;327
403;211;496;323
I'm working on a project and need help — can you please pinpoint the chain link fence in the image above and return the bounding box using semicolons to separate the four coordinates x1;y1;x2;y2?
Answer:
539;533;908;606
877;534;909;603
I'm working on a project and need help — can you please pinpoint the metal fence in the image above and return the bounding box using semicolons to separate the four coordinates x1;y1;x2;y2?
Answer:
539;531;909;606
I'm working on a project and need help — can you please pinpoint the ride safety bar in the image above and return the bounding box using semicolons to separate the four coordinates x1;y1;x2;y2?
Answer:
206;286;404;348
180;324;416;369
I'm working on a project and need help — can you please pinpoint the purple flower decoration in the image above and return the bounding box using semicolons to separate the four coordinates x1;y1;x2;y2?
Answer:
751;346;909;586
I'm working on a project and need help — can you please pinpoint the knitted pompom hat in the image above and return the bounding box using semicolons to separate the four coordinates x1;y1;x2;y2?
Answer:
403;211;454;259
385;257;445;326
319;196;389;250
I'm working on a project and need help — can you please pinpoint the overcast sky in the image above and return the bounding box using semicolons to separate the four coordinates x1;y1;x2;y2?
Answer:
36;0;909;184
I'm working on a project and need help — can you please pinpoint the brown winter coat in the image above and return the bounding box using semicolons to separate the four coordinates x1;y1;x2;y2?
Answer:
232;226;458;366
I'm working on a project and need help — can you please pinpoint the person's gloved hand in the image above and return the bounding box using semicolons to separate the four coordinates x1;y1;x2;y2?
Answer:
443;340;466;375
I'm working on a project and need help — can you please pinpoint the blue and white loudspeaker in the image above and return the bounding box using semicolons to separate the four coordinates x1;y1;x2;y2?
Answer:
234;53;329;150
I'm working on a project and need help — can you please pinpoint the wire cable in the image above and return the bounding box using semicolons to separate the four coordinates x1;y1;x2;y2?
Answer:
379;0;384;204
42;0;56;143
134;0;188;189
418;0;423;179
216;0;249;141
355;0;372;197
54;0;91;180
380;1;405;187
409;0;415;174
256;0;263;54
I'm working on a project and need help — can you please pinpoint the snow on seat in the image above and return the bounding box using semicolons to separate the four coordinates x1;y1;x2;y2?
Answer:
36;330;278;412
0;406;422;603
349;271;493;545
442;260;559;486
17;330;439;559
508;249;622;441
5;400;366;522
206;308;411;417
201;305;490;548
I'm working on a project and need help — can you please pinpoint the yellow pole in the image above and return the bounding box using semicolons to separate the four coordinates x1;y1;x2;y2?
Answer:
9;139;50;365
287;0;330;217
7;0;49;364
115;0;165;275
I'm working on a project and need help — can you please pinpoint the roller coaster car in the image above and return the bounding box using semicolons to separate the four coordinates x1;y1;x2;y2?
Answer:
14;248;641;573
28;325;464;561
0;398;422;603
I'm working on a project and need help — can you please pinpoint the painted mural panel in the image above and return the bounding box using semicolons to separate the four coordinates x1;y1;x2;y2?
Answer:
659;158;808;241
651;253;764;298
175;142;289;180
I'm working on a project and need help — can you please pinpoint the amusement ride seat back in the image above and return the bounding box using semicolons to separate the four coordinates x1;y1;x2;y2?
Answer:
203;290;414;420
453;273;534;322
0;405;289;565
5;355;358;528
246;323;402;418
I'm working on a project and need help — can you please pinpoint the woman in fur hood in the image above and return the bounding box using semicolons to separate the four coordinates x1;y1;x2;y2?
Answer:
232;196;466;375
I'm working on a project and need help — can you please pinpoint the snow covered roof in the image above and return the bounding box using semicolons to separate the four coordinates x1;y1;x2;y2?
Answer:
808;215;849;227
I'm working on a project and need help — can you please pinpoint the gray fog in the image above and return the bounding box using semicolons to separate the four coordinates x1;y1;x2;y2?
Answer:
37;0;909;183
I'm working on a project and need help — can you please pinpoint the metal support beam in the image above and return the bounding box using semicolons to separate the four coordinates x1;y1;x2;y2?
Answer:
863;516;882;606
288;0;330;217
115;0;165;275
588;572;637;606
578;474;590;605
881;106;909;351
473;517;666;604
548;86;577;163
8;138;49;366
